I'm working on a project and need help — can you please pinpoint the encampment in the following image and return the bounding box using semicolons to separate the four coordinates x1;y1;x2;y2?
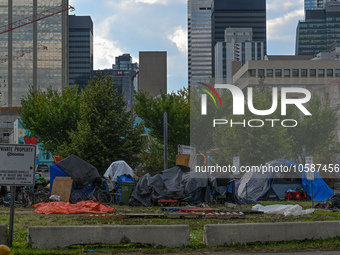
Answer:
236;159;334;202
129;165;230;206
50;155;103;192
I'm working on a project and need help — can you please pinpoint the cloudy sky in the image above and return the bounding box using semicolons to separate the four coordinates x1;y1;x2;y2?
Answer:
69;0;305;92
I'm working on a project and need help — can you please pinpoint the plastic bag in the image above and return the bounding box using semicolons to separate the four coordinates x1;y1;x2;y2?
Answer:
49;195;61;201
252;204;314;216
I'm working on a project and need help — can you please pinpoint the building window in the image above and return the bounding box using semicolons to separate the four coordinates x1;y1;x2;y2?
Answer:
310;69;316;77
292;69;299;77
318;69;324;77
258;69;265;77
267;69;273;77
284;69;290;77
275;69;282;77
336;69;340;77
301;69;307;77
250;69;256;76
327;69;333;77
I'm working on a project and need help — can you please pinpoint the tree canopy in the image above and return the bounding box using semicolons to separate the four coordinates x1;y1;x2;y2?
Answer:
18;86;81;154
58;75;145;175
133;88;190;167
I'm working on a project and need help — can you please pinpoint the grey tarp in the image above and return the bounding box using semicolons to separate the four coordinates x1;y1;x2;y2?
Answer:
129;165;215;206
104;160;134;183
56;154;102;189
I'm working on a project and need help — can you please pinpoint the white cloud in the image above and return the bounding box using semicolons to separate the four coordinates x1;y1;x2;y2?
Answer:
267;0;303;12
94;36;124;70
133;0;168;4
267;9;304;41
168;26;187;54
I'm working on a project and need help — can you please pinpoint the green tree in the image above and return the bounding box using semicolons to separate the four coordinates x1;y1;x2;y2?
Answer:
288;94;339;163
134;88;190;167
18;86;81;154
211;88;293;166
135;136;164;175
58;75;145;175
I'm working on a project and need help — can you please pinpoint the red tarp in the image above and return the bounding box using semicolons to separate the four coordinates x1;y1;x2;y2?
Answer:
33;201;114;215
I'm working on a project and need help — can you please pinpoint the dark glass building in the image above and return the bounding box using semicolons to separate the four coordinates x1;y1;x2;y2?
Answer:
211;0;267;75
92;53;138;108
69;15;93;90
296;3;340;55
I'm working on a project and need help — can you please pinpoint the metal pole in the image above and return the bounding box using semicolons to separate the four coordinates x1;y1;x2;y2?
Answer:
164;112;168;170
8;186;15;247
311;180;314;208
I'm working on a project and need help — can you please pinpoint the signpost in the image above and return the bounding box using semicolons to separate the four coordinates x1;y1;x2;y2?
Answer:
305;156;314;208
233;156;240;177
0;144;36;247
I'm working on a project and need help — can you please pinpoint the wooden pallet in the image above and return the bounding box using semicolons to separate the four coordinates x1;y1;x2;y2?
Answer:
220;210;264;215
83;212;245;220
161;206;196;212
179;208;222;213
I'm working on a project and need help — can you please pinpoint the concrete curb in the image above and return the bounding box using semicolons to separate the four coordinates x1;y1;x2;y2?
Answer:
28;225;190;249
204;221;340;246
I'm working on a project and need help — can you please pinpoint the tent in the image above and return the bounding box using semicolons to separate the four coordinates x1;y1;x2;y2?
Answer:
104;160;134;183
237;159;333;202
129;165;229;206
56;155;102;189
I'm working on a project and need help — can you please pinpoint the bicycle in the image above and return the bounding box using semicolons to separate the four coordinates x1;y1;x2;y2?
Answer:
18;186;48;207
70;183;112;205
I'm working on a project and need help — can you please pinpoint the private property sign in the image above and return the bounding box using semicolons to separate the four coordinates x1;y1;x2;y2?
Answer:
0;144;36;186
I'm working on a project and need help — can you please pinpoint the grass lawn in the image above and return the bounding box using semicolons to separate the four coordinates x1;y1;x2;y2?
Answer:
0;201;340;254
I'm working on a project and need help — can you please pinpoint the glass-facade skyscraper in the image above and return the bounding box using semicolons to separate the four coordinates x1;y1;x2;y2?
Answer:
187;0;212;87
0;0;68;107
69;15;93;90
211;0;267;76
93;53;138;108
296;3;340;55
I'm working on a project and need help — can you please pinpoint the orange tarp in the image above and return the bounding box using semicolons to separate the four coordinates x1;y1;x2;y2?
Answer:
33;201;114;215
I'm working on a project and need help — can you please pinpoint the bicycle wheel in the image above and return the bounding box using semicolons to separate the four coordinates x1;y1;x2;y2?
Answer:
70;190;87;204
96;190;112;205
33;193;47;205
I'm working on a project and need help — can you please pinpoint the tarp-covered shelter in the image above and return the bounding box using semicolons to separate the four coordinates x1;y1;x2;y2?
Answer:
56;155;102;189
104;160;134;183
237;159;333;202
129;165;229;206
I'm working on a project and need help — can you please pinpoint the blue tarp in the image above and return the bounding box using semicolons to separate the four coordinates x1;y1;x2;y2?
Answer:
277;159;333;202
50;164;71;193
236;159;334;202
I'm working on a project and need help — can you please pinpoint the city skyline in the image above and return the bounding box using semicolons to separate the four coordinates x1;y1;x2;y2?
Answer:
70;0;306;92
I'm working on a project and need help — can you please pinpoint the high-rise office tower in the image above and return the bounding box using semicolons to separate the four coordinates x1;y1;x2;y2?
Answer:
139;51;167;96
215;28;264;84
69;15;93;90
187;0;213;87
305;0;338;10
112;54;138;71
211;0;267;76
92;53;138;108
112;53;138;108
0;0;68;107
296;2;340;55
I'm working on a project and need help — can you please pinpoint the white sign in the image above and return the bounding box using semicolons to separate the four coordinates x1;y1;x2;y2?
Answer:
0;144;36;186
178;145;196;155
233;156;240;176
305;156;314;181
